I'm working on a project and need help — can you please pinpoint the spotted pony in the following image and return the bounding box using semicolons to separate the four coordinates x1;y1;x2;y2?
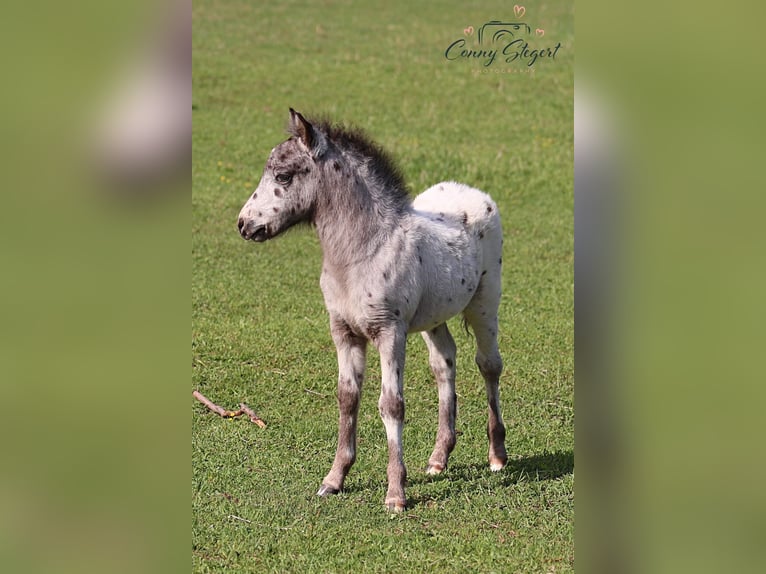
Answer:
238;109;507;512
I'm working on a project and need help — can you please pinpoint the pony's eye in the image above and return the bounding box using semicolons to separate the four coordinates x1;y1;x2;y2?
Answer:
275;173;292;185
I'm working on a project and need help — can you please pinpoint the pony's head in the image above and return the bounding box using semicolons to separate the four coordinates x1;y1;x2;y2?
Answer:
237;108;327;241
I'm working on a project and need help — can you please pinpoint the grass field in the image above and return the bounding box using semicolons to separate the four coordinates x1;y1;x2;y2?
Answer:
193;1;573;571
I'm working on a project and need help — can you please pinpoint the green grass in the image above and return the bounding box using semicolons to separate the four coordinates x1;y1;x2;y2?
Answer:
193;1;573;571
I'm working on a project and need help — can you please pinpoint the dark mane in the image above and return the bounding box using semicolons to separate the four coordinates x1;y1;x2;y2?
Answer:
291;116;411;207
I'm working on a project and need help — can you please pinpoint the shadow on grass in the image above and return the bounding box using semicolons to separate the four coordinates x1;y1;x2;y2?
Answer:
409;450;574;484
501;449;574;484
339;449;574;508
405;450;574;508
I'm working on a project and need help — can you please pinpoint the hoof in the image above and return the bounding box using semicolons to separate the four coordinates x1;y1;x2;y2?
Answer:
317;484;340;497
489;456;507;472
425;463;445;475
385;500;406;513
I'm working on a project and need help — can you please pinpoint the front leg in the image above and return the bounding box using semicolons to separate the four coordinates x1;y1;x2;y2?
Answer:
318;318;367;496
375;325;408;512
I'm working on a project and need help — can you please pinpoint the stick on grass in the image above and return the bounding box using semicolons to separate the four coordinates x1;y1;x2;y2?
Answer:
239;403;267;428
193;390;266;427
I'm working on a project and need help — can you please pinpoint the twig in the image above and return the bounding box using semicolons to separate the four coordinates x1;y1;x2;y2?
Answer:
193;390;267;427
239;403;267;428
304;388;329;398
193;390;239;417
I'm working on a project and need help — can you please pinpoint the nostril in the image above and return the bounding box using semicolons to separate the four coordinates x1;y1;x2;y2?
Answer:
237;217;245;232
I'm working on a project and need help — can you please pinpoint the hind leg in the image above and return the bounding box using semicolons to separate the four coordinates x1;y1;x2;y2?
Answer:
464;293;507;471
421;323;457;475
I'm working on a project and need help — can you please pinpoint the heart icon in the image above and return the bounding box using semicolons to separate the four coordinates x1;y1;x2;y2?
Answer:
535;28;545;37
464;26;474;36
514;5;526;18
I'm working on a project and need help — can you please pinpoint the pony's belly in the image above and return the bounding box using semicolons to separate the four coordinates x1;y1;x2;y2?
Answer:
406;248;483;333
407;292;474;333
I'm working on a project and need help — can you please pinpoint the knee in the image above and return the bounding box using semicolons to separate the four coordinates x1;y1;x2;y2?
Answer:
378;388;404;421
337;377;360;415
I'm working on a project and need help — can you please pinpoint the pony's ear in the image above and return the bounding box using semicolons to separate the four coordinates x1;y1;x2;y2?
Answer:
289;108;327;158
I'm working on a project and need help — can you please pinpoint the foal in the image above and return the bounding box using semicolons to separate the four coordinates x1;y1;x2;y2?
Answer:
238;109;507;511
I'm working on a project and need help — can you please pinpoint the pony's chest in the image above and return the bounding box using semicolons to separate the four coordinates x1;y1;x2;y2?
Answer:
319;263;418;334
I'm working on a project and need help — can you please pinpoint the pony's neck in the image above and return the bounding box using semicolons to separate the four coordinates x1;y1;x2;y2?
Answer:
313;170;403;269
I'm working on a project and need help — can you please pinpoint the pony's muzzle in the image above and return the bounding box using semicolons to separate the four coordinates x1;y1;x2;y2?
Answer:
238;217;268;242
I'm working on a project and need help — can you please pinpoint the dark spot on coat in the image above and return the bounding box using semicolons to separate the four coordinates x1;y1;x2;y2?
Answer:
383;271;389;281
394;309;400;317
499;258;503;264
461;212;468;225
418;256;423;264
367;292;372;298
461;278;466;285
479;231;484;239
486;204;493;214
396;367;400;377
290;207;296;215
445;358;453;368
257;211;262;217
332;161;341;171
482;270;487;276
446;241;454;247
252;192;258;199
273;207;280;213
273;188;282;197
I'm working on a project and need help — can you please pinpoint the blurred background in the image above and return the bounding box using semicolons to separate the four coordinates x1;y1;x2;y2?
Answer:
0;1;188;573
577;1;766;573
